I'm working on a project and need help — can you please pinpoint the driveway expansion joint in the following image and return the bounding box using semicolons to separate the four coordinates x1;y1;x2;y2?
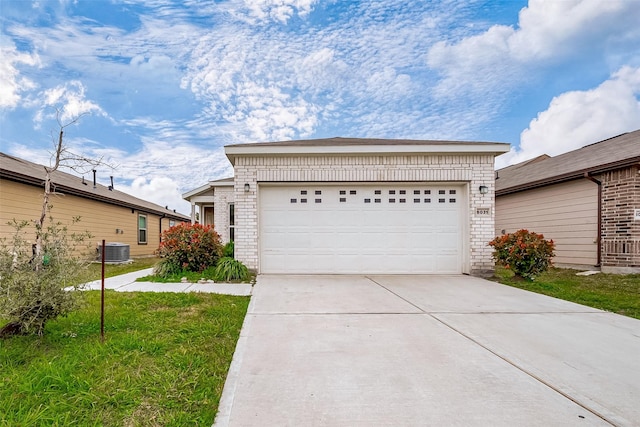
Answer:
365;275;427;313
430;313;619;426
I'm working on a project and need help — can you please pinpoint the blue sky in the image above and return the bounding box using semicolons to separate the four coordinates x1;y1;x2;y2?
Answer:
1;0;639;215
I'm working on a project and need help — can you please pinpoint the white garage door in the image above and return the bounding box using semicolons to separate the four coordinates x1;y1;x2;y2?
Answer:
260;183;465;274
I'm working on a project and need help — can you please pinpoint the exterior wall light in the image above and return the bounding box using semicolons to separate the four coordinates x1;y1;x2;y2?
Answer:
479;185;489;194
244;183;250;193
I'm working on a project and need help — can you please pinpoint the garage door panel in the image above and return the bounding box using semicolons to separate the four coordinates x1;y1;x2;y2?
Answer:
260;184;464;274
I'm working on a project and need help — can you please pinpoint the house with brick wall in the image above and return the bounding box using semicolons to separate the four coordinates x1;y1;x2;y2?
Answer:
183;177;235;243
495;129;640;274
184;137;509;276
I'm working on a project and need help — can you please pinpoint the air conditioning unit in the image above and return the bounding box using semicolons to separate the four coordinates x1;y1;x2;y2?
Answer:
97;243;130;263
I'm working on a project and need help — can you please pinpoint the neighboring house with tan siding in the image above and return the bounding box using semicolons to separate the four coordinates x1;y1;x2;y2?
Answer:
495;130;640;273
0;153;189;259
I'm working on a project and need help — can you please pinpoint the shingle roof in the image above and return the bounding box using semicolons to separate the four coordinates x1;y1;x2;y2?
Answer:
0;152;190;220
224;137;510;165
182;177;234;200
225;136;505;147
496;130;640;195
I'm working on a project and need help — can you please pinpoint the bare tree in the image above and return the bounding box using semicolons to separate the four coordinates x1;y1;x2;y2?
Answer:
33;110;108;269
0;111;113;337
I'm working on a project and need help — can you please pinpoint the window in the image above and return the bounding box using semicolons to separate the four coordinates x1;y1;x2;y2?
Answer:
229;203;235;242
138;214;147;244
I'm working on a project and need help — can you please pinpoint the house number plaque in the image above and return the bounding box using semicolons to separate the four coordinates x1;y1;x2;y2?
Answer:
476;207;491;216
634;209;640;221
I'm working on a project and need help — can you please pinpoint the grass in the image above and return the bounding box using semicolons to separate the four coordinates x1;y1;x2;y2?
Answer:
87;257;160;280
0;290;250;426
137;265;256;284
492;266;640;319
137;267;217;284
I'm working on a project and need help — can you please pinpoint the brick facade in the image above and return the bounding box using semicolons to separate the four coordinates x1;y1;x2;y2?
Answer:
233;153;497;276
213;186;234;244
599;165;640;273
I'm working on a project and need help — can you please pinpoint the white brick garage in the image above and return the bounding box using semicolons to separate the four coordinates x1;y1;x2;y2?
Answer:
225;138;509;276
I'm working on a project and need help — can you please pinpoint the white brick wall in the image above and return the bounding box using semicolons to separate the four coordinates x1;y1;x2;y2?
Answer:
213;186;234;244
234;154;497;276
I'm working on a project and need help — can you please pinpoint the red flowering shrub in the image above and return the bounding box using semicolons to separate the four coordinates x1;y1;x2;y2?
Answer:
155;223;223;275
488;229;555;280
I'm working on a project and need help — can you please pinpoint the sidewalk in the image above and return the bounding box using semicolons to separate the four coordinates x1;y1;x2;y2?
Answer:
81;268;252;296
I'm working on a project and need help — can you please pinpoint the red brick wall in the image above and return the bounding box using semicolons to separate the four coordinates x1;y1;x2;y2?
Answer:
599;165;640;272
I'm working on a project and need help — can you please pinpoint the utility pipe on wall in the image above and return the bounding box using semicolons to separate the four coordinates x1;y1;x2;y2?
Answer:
584;173;602;267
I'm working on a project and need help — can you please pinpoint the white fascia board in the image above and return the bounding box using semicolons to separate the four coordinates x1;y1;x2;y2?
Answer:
225;143;511;164
189;195;215;204
182;178;234;200
182;183;212;200
209;180;234;187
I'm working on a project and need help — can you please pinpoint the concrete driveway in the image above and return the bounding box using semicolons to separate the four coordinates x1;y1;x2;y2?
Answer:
215;275;640;427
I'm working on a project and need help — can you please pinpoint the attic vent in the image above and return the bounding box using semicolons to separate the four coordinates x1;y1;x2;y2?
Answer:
98;243;130;263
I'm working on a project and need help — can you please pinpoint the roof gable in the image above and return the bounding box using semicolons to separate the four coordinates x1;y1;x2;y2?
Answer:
182;177;234;200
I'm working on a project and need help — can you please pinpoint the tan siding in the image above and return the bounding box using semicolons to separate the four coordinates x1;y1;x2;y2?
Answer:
496;179;598;267
0;179;179;258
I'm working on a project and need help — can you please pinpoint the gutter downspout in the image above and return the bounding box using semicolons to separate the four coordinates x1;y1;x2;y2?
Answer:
159;214;166;243
584;173;602;267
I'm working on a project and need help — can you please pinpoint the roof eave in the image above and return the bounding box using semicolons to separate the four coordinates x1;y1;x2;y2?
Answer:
225;143;511;165
1;170;189;221
496;157;640;196
182;179;234;200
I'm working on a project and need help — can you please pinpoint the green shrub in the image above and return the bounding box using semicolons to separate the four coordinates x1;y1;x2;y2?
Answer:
213;257;249;282
0;218;92;337
488;229;555;281
223;241;234;258
152;258;182;277
156;223;223;275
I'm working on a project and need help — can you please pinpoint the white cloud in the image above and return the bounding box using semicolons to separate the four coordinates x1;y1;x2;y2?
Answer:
427;0;640;96
107;140;232;215
496;66;640;168
180;2;468;142
231;0;319;24
124;176;187;213
33;80;106;126
0;39;40;109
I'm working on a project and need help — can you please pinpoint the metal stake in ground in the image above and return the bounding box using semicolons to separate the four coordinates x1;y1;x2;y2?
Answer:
101;239;105;343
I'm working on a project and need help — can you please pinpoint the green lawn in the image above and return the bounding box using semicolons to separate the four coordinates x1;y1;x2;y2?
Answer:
0;290;249;426
492;266;640;319
87;257;160;280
